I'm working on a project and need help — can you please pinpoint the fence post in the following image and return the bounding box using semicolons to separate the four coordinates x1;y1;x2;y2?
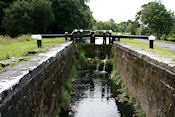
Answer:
118;33;120;41
90;31;95;44
80;29;83;42
103;30;106;44
65;32;68;41
109;30;112;44
74;29;78;42
149;35;155;49
32;35;42;48
112;37;115;44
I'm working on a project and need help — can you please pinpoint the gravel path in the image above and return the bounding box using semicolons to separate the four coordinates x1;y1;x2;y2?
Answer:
134;39;175;53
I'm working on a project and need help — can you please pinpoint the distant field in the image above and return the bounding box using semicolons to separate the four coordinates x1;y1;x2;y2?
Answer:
0;35;65;61
120;38;175;61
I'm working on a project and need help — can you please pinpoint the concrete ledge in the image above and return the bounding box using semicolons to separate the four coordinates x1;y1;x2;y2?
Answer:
0;42;73;116
113;42;175;117
114;42;175;73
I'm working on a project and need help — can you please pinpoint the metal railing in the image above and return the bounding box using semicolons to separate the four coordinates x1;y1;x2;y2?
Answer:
32;29;155;49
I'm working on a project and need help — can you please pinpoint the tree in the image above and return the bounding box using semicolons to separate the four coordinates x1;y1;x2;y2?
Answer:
2;0;54;37
51;0;93;33
94;19;118;31
0;1;14;34
128;21;139;35
30;0;55;33
118;22;127;32
139;2;174;39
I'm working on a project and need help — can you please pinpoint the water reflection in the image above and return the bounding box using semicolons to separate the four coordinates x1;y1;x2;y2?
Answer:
67;71;121;117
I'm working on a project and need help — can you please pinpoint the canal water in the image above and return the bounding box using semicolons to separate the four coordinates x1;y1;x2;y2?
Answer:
61;70;134;117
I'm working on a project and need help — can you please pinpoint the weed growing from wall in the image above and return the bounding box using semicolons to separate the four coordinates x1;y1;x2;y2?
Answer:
110;67;146;117
55;48;78;117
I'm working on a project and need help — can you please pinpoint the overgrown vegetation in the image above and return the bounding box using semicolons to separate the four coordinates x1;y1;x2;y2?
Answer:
57;52;78;117
74;43;113;72
110;67;146;117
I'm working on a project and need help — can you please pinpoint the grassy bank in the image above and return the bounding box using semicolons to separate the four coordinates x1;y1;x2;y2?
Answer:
0;35;65;72
0;35;65;61
121;39;175;60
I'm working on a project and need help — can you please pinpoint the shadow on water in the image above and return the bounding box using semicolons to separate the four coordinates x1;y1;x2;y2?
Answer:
61;70;135;117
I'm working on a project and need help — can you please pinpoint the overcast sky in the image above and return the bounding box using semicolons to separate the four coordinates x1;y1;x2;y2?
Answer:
86;0;175;23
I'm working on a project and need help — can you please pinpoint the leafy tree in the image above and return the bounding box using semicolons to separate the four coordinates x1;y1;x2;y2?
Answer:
128;21;139;35
0;1;13;34
139;2;174;39
30;0;55;33
118;22;127;32
94;19;118;31
2;0;54;37
51;0;93;33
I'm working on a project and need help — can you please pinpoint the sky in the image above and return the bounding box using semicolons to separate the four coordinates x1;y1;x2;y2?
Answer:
86;0;175;23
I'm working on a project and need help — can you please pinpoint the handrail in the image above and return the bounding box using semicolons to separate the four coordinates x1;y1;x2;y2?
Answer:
33;29;155;49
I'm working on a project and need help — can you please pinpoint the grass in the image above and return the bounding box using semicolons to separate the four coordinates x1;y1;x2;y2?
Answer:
54;108;61;117
0;35;65;61
60;88;71;109
120;39;175;60
56;56;78;117
0;56;32;73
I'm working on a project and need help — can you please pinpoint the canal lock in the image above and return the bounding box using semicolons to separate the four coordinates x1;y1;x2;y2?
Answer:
58;44;144;117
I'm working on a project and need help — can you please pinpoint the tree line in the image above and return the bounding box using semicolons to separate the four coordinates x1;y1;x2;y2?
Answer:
93;1;175;40
0;0;94;37
0;1;174;40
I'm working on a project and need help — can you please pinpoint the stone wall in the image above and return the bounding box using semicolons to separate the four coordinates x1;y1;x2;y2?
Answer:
113;42;175;117
0;42;73;117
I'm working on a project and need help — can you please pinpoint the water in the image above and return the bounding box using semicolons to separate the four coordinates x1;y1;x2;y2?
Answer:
102;55;108;72
96;62;100;71
61;71;121;117
60;45;135;117
95;46;99;58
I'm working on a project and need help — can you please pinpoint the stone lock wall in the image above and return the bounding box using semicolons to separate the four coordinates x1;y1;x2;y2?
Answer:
113;42;175;117
0;42;73;117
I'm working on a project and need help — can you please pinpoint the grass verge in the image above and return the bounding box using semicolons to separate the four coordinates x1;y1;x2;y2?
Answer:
0;35;65;61
0;35;65;72
120;39;175;61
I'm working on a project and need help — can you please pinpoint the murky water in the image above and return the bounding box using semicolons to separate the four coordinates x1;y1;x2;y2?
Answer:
61;70;126;117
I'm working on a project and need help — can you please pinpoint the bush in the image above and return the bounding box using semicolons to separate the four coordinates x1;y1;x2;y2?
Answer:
2;0;54;37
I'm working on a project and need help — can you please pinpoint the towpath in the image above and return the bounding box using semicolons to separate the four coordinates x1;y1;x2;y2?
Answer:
134;39;175;53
